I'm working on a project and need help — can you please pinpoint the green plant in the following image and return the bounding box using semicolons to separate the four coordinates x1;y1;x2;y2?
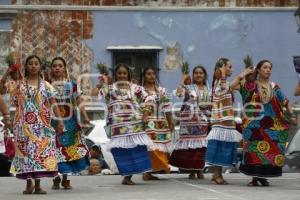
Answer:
96;62;108;75
5;54;14;67
243;55;253;68
181;61;189;74
5;54;21;71
243;55;256;82
215;59;224;69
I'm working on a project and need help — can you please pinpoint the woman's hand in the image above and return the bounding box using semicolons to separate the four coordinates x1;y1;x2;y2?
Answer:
56;121;65;134
82;117;91;128
180;74;191;85
176;86;184;97
168;121;175;132
2;118;11;130
289;115;298;126
242;66;255;78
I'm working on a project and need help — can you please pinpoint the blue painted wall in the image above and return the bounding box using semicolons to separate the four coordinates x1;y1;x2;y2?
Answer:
88;10;300;103
0;0;11;5
0;19;11;29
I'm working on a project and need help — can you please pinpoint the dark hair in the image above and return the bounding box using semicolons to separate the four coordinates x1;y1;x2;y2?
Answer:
140;67;156;86
50;57;68;79
24;55;42;77
114;63;131;81
211;58;235;102
212;58;229;91
255;60;272;76
192;65;207;85
51;57;67;67
91;145;101;152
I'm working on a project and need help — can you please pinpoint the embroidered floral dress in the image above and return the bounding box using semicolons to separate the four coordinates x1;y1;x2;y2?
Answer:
239;81;289;177
144;86;172;172
169;84;211;170
99;83;153;176
145;86;172;152
10;80;58;179
99;83;153;147
51;80;89;174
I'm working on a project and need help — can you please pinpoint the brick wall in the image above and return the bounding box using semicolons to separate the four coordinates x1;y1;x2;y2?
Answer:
11;0;299;7
9;7;93;94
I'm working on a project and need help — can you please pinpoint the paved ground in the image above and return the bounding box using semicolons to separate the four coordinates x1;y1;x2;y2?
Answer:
1;173;300;200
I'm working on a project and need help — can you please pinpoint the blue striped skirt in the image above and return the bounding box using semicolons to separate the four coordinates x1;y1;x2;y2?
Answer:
205;140;238;167
111;145;151;176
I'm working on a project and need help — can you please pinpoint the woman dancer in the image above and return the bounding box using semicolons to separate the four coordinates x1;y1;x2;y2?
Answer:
170;66;210;179
10;55;64;194
231;60;295;186
49;57;90;190
141;67;174;180
98;63;153;185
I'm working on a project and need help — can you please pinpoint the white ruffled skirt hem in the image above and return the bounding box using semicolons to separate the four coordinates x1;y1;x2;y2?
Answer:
149;142;172;153
207;127;242;142
107;133;153;150
172;138;207;150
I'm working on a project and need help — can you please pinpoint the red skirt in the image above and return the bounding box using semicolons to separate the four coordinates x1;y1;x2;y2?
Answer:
169;148;206;170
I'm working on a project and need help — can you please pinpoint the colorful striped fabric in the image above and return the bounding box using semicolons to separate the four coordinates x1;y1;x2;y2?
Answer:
206;79;241;167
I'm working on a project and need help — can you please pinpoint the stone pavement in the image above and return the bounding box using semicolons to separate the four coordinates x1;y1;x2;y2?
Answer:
0;173;300;200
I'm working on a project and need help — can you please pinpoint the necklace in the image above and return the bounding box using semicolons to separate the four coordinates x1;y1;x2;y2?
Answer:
113;82;132;100
25;78;40;100
52;79;68;97
257;81;273;103
193;84;209;103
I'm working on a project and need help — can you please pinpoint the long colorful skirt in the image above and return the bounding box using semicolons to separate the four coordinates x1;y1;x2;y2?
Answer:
205;140;238;167
169;148;206;170
149;150;170;173
111;145;151;176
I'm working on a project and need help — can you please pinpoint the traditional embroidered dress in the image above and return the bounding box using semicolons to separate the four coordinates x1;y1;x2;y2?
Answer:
51;80;89;174
10;80;58;179
144;86;172;172
205;80;242;166
99;83;153;176
170;84;211;170
239;81;289;177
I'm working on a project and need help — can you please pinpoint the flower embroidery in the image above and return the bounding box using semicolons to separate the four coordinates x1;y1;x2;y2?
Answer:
278;131;288;143
274;154;285;167
245;82;256;91
148;121;155;129
257;141;270;154
25;112;37;124
44;157;57;171
66;146;77;157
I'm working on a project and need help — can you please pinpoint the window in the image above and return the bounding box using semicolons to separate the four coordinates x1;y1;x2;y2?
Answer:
107;46;162;84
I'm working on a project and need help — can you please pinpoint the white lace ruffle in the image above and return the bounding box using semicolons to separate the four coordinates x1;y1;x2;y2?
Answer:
107;133;153;150
206;127;242;142
149;142;172;153
172;138;207;150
